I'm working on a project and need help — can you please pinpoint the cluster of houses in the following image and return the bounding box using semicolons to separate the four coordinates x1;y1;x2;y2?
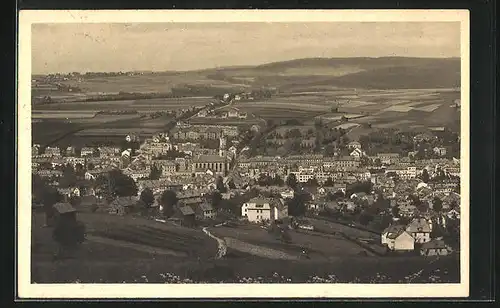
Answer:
381;217;452;257
196;106;248;120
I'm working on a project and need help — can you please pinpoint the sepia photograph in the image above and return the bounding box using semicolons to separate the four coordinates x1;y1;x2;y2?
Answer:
18;10;469;298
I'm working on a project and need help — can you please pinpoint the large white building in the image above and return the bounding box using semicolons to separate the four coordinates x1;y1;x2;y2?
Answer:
241;198;287;223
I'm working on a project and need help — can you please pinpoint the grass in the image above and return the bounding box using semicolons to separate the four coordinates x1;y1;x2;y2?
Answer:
30;212;460;283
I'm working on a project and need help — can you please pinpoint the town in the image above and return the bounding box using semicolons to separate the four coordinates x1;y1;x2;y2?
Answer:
32;91;461;274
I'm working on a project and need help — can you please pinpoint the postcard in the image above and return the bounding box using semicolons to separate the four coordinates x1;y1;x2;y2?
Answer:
18;9;469;299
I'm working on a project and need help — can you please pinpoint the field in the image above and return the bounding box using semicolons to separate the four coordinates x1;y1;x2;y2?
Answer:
210;222;373;260
31;212;460;283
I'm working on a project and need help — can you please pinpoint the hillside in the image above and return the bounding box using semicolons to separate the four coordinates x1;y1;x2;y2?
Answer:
207;57;461;90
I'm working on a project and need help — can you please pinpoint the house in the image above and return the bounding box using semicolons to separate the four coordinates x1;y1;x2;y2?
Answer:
350;148;364;158
52;202;77;222
174;204;196;227
272;201;288;221
405;217;432;244
66;146;76;156
420;239;450;256
84;171;96;180
347;141;362;150
280;189;294;199
241;197;272;223
109;196;144;215
446;208;460;220
377;153;400;165
381;225;415;251
44;146;61;157
195;203;216;220
433;147;447;157
79;195;106;212
80;147;95;157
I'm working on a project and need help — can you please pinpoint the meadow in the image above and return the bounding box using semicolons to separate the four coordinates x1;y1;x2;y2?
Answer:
31;212;460;283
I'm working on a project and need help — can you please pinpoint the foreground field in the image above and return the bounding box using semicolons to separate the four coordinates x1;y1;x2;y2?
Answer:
31;212;459;283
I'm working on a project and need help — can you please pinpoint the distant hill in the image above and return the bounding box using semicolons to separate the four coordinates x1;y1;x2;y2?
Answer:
204;57;460;90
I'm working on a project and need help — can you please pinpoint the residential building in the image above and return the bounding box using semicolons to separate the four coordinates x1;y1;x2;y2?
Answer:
44;146;61;157
109;196;144;215
405;217;432;244
377;153;400;165
433;147;447;157
194;203;216;220
420;239;450;256
347;141;362;150
66;146;76;156
241;198;273;222
80;147;95;157
381;225;415;251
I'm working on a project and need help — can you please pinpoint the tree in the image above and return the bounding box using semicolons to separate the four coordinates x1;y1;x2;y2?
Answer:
216;176;227;193
287;193;307;217
140;188;155;208
358;211;374;226
431;224;446;239
52;216;86;259
449;200;458;210
149;164;162;180
432;197;443;212
211;191;223;210
160;190;178;218
305;177;319;188
286;173;298;191
391;205;400;218
87;162;95;171
108;170;138;197
227;179;236;190
421;169;430;183
59;164;77;188
324;177;335;186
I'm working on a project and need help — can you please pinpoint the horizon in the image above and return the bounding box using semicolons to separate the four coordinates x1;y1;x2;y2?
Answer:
32;22;461;75
33;55;461;76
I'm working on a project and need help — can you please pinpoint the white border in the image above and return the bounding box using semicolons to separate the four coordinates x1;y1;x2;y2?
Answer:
17;9;470;299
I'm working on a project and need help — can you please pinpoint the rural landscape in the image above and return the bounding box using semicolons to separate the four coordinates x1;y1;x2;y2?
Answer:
30;22;462;285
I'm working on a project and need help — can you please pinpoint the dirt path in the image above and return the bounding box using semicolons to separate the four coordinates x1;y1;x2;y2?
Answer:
85;235;187;257
202;227;227;259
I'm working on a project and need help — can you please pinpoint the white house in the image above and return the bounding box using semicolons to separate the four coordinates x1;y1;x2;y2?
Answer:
381;225;415;251
84;171;96;180
350;148;363;158
280;189;294;199
241;198;272;223
80;147;94;157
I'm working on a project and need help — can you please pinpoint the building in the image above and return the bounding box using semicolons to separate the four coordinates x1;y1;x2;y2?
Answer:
191;155;229;175
109;197;144;216
98;146;120;158
44;146;61;157
219;136;227;157
385;166;417;180
80;147;94;157
66;146;76;156
433;147;447;156
350;148;364;158
32;144;41;156
347;141;362;150
377;153;400;165
420;239;450;256
405;217;432;244
381;225;415;251
194;203;216;220
241;198;272;222
174;205;196;227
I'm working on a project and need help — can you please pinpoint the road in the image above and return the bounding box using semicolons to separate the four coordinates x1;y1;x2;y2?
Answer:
202;227;227;259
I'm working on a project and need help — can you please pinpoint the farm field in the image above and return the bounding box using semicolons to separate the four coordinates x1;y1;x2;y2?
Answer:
34;97;210;112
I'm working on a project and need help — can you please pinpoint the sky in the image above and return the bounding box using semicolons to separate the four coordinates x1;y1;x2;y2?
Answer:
32;22;461;74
